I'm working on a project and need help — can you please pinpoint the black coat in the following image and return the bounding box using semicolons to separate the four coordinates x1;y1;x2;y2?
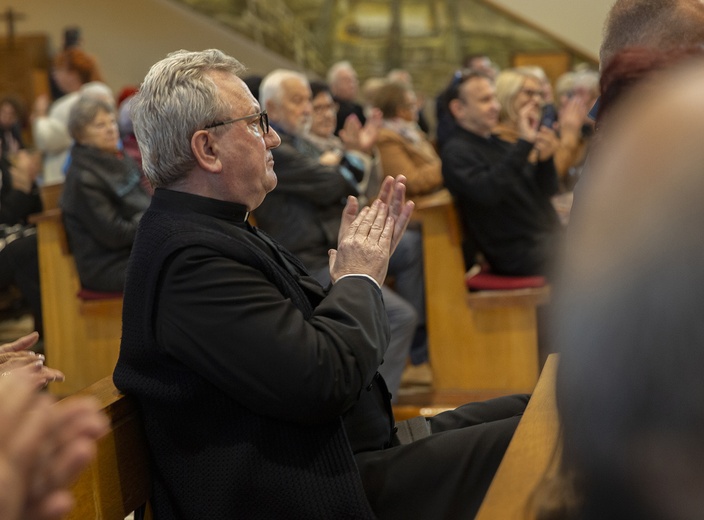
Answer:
115;189;391;519
60;144;149;292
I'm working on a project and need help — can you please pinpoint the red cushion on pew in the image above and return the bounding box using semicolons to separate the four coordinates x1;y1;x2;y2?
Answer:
77;289;123;301
465;266;546;291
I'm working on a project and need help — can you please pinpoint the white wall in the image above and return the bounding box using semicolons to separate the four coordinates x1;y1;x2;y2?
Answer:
489;0;614;61
0;0;299;92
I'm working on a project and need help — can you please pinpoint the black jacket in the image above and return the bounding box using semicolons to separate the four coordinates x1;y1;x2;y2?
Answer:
60;144;149;292
115;189;389;519
441;127;561;276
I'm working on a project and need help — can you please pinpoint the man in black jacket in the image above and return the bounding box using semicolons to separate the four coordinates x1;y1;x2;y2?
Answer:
442;71;561;276
114;49;527;520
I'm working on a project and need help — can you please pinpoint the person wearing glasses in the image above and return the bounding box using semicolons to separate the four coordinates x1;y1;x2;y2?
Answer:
114;49;527;520
60;94;150;292
254;70;418;400
442;70;561;276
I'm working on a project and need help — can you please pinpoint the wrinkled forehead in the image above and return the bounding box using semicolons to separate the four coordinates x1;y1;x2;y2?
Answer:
210;71;260;111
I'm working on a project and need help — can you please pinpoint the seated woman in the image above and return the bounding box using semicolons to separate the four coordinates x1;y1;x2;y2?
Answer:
60;95;150;293
303;80;381;204
373;81;443;197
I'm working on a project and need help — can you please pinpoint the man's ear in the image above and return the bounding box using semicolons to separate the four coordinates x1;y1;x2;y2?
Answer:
191;129;221;173
448;98;462;120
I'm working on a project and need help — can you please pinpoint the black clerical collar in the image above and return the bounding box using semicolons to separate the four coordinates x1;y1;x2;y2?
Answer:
152;188;250;223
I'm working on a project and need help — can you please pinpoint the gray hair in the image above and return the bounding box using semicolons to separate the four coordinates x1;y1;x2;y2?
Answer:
259;69;309;113
131;49;246;188
326;60;356;87
68;95;115;141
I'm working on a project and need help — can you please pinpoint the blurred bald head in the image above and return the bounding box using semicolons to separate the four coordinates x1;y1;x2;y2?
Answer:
555;58;704;519
600;0;704;68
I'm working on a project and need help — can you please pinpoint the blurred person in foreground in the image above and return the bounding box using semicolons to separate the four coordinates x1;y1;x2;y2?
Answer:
114;49;528;520
0;331;109;520
536;55;704;520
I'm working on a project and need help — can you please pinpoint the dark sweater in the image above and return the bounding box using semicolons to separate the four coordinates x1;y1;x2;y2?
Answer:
114;189;385;519
441;126;561;276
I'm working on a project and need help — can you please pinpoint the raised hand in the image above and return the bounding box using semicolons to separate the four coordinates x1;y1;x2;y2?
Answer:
329;199;395;285
534;125;560;161
0;333;65;387
0;367;108;520
517;101;541;142
339;109;382;154
374;175;414;255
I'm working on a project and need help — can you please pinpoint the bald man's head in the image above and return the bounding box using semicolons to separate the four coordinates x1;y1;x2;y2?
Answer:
600;0;704;68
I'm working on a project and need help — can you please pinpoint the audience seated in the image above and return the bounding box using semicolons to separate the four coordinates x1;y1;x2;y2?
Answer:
113;49;528;520
328;60;366;134
374;81;443;197
441;70;561;276
541;54;704;520
60;95;149;293
304;80;382;204
30;48;109;185
0;332;108;520
255;69;421;397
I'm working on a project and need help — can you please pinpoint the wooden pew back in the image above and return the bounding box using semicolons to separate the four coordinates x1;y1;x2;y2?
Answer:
31;207;123;395
475;354;561;520
64;376;152;520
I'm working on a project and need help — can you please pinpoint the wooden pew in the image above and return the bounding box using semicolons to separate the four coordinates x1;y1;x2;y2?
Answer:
31;207;123;395
412;190;543;394
475;354;561;520
63;376;152;520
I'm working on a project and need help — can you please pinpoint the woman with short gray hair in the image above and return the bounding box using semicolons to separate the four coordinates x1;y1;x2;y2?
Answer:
60;94;150;292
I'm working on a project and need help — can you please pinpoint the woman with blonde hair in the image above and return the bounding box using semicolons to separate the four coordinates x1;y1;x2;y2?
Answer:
494;68;548;144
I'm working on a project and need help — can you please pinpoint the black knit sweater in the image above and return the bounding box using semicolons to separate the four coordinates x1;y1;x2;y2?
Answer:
114;191;377;519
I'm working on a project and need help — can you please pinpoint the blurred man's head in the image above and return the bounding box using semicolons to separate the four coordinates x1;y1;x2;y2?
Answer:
261;69;313;137
600;0;704;68
327;61;359;101
446;72;500;138
554;57;704;520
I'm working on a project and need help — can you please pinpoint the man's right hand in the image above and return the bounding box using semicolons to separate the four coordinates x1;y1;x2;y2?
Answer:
517;102;541;142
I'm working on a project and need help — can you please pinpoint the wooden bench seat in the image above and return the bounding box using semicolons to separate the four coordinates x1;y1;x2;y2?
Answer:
63;376;152;520
31;207;123;395
412;190;546;394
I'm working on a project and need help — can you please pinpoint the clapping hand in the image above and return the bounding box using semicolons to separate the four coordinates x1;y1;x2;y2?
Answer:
330;176;414;285
0;332;65;387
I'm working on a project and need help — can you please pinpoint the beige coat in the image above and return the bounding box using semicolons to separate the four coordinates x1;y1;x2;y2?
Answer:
376;127;443;197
